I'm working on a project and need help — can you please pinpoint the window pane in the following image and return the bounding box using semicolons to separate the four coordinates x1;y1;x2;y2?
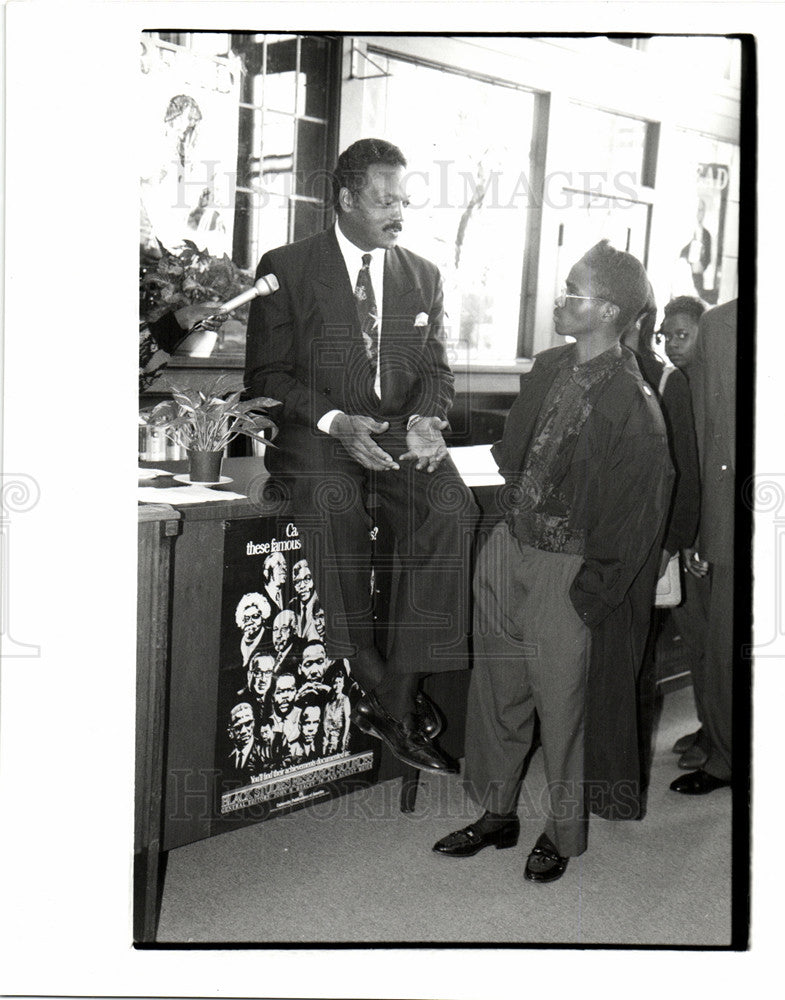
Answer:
260;111;295;199
300;35;330;118
235;105;262;189
254;195;291;259
292;199;326;243
295;119;327;197
562;104;649;184
265;35;298;114
366;54;536;363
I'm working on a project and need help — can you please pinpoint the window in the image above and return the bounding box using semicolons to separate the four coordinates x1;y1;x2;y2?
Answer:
144;32;340;360
230;34;338;270
360;50;538;366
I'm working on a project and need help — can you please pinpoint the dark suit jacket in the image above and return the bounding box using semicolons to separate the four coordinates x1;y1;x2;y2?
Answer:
244;227;455;446
691;299;737;567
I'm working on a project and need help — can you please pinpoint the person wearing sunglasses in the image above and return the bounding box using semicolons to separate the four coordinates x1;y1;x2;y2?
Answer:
433;240;674;883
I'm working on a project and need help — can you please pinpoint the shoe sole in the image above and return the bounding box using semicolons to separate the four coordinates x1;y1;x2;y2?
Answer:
524;866;568;883
353;713;457;774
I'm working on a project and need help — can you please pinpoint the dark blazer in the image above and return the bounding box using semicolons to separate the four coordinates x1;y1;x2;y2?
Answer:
691;300;737;566
635;351;700;554
244;227;455;442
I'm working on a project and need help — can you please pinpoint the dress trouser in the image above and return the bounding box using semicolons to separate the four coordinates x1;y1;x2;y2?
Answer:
464;520;590;857
670;570;709;743
701;562;733;780
264;424;478;685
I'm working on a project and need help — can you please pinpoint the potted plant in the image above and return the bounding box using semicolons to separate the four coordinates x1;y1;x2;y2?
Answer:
145;375;279;483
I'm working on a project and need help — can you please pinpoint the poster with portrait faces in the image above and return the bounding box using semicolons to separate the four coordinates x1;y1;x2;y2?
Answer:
216;517;377;820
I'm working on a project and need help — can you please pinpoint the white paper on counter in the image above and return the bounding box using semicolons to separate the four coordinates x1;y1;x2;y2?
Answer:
448;444;504;486
137;467;172;480
138;485;247;504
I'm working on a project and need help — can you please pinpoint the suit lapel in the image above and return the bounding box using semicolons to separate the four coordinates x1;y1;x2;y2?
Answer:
382;247;418;328
312;229;360;333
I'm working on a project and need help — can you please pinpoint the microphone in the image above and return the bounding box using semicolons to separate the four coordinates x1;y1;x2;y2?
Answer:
185;273;279;356
217;273;279;314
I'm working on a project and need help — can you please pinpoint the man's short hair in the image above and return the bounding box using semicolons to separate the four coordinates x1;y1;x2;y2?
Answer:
332;138;407;213
663;295;707;326
263;551;286;579
579;239;650;331
273;609;297;630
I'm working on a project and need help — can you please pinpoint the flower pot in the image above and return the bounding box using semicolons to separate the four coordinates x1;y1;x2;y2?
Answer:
187;449;223;483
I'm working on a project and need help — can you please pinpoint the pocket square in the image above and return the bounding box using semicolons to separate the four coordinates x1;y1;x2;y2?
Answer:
414;312;429;327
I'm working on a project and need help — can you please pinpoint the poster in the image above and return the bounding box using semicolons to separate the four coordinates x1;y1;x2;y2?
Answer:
216;517;377;820
676;161;729;305
139;35;240;257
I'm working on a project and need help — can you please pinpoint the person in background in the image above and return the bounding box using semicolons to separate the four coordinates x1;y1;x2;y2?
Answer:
680;198;713;301
622;290;702;771
139;302;224;393
660;295;707;377
270;610;306;674
656;295;711;767
670;300;737;796
262;670;301;747
433;241;673;883
288;558;320;640
262;552;289;621
623;289;700;583
288;696;325;762
225;702;266;779
323;660;353;754
234;592;273;667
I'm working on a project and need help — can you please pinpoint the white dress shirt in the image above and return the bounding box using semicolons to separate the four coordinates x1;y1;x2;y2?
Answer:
316;222;385;433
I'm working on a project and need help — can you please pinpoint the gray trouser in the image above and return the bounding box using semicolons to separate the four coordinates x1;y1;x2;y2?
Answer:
464;520;590;857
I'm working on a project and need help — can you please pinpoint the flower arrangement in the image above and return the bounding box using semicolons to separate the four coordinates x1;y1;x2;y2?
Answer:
140;239;254;326
144;376;279;457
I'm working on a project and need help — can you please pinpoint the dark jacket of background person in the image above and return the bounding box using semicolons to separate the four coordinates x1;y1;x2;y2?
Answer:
635;350;700;555
491;345;674;819
691;301;736;568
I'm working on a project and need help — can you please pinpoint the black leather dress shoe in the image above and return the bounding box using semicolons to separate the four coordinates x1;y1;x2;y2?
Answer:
352;692;458;774
670;769;731;795
678;744;709;770
672;728;703;754
433;816;520;857
413;691;443;739
524;833;569;883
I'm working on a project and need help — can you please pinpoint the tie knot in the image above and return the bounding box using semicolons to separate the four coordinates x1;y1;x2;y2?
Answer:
361;253;372;269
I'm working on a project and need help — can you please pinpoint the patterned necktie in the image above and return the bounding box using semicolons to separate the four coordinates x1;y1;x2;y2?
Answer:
354;253;379;369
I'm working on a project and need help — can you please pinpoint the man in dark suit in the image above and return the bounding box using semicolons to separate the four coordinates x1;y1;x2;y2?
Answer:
245;138;478;773
224;702;266;781
270;610;306;675
670;299;737;795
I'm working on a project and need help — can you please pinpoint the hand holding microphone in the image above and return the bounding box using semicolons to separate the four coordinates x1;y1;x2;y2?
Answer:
186;274;279;355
